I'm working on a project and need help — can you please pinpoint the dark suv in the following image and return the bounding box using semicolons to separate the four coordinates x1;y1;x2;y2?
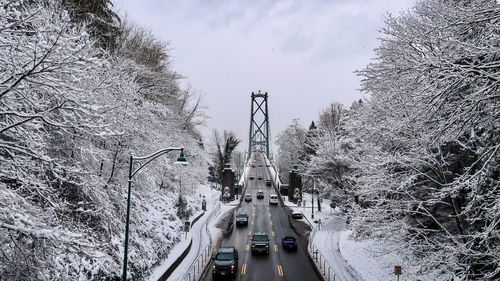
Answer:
235;214;248;226
251;232;270;255
212;247;239;279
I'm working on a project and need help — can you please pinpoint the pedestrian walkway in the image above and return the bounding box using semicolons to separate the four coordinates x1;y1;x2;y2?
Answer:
311;212;364;281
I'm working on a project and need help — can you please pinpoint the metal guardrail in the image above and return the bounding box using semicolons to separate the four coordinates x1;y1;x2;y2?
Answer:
308;229;339;281
181;202;221;281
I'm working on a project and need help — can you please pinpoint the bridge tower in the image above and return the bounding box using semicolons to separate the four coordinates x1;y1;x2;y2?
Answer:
248;91;270;159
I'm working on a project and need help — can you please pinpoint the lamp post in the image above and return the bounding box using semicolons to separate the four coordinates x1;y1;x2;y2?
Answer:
311;176;315;220
122;147;188;281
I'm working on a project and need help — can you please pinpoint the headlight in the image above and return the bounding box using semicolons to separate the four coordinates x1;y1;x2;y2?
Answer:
265;245;269;247
252;245;255;248
212;265;216;269
231;265;235;269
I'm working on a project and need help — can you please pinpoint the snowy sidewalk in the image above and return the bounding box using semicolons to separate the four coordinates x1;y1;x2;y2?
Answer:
149;187;238;281
284;194;364;281
285;193;443;281
148;185;224;281
312;213;364;281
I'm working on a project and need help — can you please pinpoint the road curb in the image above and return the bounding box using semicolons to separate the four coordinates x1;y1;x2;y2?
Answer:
157;238;193;281
156;211;204;281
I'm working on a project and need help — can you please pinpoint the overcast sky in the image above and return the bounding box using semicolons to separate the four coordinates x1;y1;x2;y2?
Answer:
115;0;414;149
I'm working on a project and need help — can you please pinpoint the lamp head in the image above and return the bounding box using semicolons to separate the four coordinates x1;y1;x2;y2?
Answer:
174;149;188;166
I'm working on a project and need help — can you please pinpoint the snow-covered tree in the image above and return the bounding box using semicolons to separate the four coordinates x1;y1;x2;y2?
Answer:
349;0;500;279
275;119;306;183
0;1;209;280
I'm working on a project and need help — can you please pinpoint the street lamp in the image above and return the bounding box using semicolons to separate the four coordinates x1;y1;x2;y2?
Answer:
122;147;188;281
311;176;315;220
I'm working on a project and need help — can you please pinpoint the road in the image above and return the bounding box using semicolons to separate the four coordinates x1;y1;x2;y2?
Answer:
204;154;322;281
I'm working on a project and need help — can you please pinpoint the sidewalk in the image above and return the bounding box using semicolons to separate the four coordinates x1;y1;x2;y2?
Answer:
284;194;363;281
148;185;221;281
285;193;445;281
148;185;238;281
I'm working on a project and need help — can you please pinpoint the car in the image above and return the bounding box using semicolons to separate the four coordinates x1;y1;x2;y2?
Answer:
269;194;278;205
236;214;248;226
281;236;298;250
251;165;255;168
212;247;239;279
256;190;264;199
258;176;263;180
266;180;272;186
266;164;271;167
251;232;270;255
258;164;262;167
291;211;303;219
244;194;252;202
249;175;255;180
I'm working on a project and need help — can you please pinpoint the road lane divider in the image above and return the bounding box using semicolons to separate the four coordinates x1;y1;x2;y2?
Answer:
241;264;247;275
270;221;273;225
274;244;278;252
278;264;284;276
248;231;252;236
272;231;275;237
245;244;249;251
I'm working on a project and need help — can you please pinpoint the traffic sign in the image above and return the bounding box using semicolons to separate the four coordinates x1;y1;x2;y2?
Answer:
394;265;402;275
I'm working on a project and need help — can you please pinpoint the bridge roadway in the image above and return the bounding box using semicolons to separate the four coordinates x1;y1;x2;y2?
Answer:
204;153;322;281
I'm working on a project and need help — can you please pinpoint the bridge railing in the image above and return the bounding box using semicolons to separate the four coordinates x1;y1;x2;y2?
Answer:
181;202;221;281
308;228;340;281
262;154;283;188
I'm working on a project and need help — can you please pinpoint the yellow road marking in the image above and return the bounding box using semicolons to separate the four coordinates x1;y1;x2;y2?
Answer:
270;221;273;225
272;231;275;236
241;264;247;275
274;244;278;252
269;213;272;217
248;231;252;236
251;220;254;225
278;265;284;276
245;244;249;251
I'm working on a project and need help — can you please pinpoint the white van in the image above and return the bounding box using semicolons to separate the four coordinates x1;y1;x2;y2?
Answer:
269;194;278;205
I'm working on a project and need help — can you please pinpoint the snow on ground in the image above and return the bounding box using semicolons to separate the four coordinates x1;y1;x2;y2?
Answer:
284;193;444;281
148;185;225;281
149;184;238;281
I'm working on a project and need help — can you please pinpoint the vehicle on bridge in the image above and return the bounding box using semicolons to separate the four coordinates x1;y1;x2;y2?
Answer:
244;193;252;202
235;214;248;226
258;176;263;180
251;232;270;255
281;236;298;250
266;179;272;186
269;194;278;205
256;190;264;199
212;247;239;280
249;175;255;180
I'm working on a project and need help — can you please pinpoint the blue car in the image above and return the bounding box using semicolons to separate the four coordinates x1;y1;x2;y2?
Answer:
281;236;298;250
